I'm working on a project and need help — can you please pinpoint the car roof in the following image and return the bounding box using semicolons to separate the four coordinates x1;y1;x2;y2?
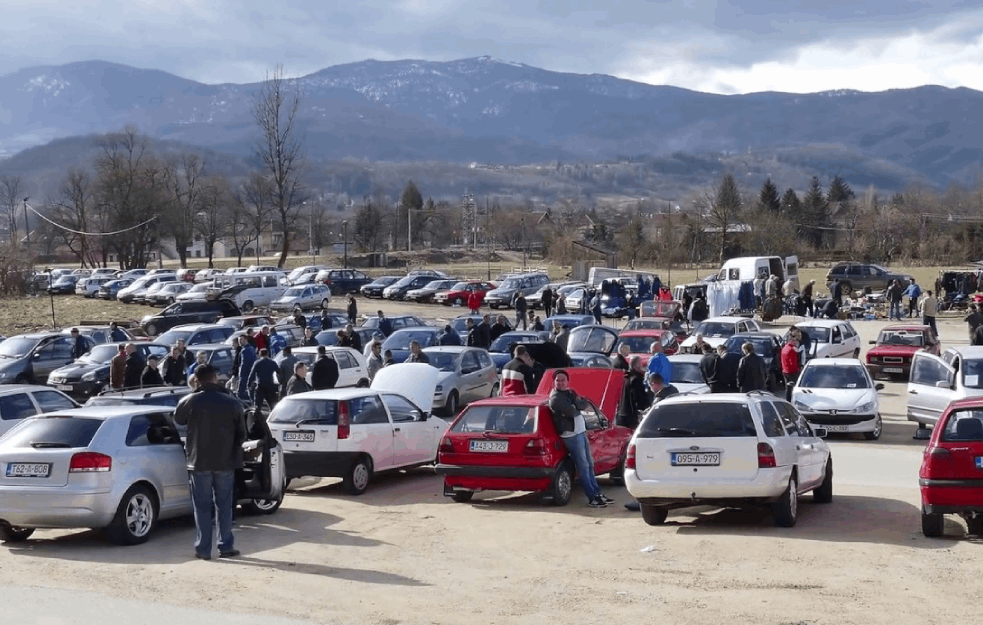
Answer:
619;329;670;337
41;406;172;420
94;385;190;398
184;342;231;352
880;324;930;332
282;388;383;401
422;346;474;353
655;392;772;407
166;323;228;332
700;316;748;324
944;346;983;358
0;384;59;395
463;395;550;408
10;332;61;340
726;331;778;340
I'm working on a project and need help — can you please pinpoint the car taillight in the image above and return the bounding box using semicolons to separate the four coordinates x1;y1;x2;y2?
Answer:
69;452;112;473
439;437;455;454
625;443;636;470
523;439;547;456
922;446;954;478
338;401;350;440
757;442;777;468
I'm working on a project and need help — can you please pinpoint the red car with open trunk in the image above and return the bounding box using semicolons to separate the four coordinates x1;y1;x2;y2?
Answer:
436;368;632;505
919;397;983;537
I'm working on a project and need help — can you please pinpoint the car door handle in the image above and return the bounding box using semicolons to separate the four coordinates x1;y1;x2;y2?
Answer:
909;390;918;394
394;427;401;432
795;445;801;450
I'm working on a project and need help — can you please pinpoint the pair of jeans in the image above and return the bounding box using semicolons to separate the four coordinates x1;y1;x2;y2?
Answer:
890;301;903;320
190;470;236;557
561;432;601;501
924;315;938;337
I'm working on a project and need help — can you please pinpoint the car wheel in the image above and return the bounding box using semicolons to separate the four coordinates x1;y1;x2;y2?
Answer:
490;383;500;397
453;297;463;306
541;461;573;507
852;348;860;358
106;485;158;545
242;491;284;515
146;323;158;337
342;456;372;495
640;504;669;526
451;491;474;503
320;299;330;309
773;475;798;527
445;391;460;417
813;459;833;503
922;507;944;537
0;523;35;543
864;415;883;441
966;515;983;536
168;297;176;305
356;378;370;388
608;450;627;486
242;300;254;313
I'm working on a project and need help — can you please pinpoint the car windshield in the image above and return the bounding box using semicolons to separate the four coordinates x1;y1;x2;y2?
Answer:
642;301;680;317
877;330;924;347
623;319;667;331
618;336;657;353
283;287;305;297
268;398;338;425
489;333;540;353
383;330;436;350
567;329;615;354
2;416;104;448
450;282;470;290
80;344;119;364
155;329;193;346
962;359;983;389
693;321;735;338
637;402;756;438
724;336;774;357
0;337;37;358
798;365;869;389
671;362;704;385
426;352;459;372
499;279;520;290
424;280;449;290
452;405;538;434
392;276;415;287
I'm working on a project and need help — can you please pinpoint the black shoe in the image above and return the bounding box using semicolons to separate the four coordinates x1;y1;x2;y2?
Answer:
598;494;615;504
588;498;608;508
218;549;240;558
624;501;641;512
194;552;211;560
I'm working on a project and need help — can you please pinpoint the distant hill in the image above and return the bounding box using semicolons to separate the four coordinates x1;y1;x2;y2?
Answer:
1;56;981;195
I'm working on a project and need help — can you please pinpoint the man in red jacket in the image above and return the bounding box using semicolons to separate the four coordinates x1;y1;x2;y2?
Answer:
501;345;537;396
780;336;801;401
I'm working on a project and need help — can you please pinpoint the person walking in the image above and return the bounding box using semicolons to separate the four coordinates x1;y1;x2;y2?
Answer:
801;280;815;317
737;342;768;393
347;295;358;325
366;341;384;381
887;280;904;321
110;344;127;390
780;336;802;401
285;362;312;396
547;370;613;508
141;355;164;387
542;287;554;318
551;321;570;352
555;294;567;315
236;336;256;401
275;346;299;398
161;347;187;386
501;345;536;396
514;292;528;330
174;364;245;560
123;343;145;389
247;348;280;411
904;279;922;319
965;304;983;343
921;290;939;338
590;292;602;324
467;290;482;315
311;345;339;390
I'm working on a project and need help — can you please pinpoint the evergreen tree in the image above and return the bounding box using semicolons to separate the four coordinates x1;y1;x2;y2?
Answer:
827;175;855;203
757;178;781;213
781;188;802;215
801;177;831;249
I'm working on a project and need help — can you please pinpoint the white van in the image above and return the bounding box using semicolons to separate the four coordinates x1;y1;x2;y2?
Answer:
207;271;288;312
716;256;799;291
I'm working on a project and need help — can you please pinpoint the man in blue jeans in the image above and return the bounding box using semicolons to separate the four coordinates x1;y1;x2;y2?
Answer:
175;364;246;560
548;370;613;508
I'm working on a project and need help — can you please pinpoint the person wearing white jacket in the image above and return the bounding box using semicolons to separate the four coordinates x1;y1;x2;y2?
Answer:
920;290;939;338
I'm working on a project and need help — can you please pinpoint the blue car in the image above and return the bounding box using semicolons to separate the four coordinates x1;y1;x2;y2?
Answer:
487;331;550;372
381;328;442;364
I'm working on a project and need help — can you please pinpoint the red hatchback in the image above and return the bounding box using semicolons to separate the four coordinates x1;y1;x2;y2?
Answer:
919;397;983;537
436;368;632;505
866;325;940;380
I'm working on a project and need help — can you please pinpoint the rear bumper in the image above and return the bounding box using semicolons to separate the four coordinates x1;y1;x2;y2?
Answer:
624;467;792;503
282;451;360;479
435;464;555;479
437;464;555;494
0;488;116;529
920;479;983;513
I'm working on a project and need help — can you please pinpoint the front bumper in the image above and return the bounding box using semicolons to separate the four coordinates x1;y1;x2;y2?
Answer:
47;378;104;400
802;411;878;433
866;362;910;378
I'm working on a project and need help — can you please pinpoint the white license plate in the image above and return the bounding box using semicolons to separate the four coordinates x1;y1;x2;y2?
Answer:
671;452;720;466
826;425;849;432
883;367;903;374
283;430;315;442
469;440;508;453
56;384;73;391
6;463;51;478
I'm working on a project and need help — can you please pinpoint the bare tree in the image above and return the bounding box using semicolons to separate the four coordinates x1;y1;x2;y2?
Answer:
195;174;231;268
229;173;273;265
163;153;206;268
48;169;97;267
0;175;22;244
253;66;306;267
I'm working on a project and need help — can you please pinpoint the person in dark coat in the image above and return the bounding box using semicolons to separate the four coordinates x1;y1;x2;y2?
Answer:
690;296;709;323
475;314;492;348
70;328;88;360
236;336;256;401
737;342;768;393
142;356;164;387
407;341;430;364
465;318;480;347
617;356;650;429
376;311;393;337
699;343;725;393
275;346;299;398
303;327;318;346
514;293;528;330
438;324;462;346
490;315;510;342
716;344;741;392
647;372;679;403
611;343;631;371
292;310;307;329
344;324;362;352
311;345;339;390
110;344;127;389
285;362;312;395
347;296;358;325
162;346;187;386
123;343;145;389
109;322;128;342
542;287;554;318
247;348;280;410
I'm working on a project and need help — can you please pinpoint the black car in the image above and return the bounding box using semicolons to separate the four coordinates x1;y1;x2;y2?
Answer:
383;275;442;300
360;276;400;298
47;275;80;295
488;331;550;371
0;332;96;385
722;331;786;392
140;300;241;337
47;342;171;400
315;269;374;295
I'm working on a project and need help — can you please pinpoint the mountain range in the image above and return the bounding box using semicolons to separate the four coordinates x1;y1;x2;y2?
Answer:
1;56;982;195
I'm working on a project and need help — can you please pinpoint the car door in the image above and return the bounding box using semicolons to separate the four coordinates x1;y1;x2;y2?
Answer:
457;351;484;403
829;325;848;357
774;402;821;487
381;393;437;466
475;351;497;398
333;351;357;387
348;394;395;470
208;348;235;383
125;412;191;515
907;352;956;427
32;337;75;383
582;400;622;474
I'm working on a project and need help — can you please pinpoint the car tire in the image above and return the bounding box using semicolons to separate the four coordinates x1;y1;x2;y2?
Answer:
608;450;627;486
146;323;158;337
813;459;833;503
356;378;370;388
864;415;883;440
105;484;158;545
640;504;669;526
966;516;983;536
453;297;463;306
922;508;944;537
490;383;499;397
342;456;372;495
242;490;285;516
451;491;474;503
852;348;860;358
320;299;330;310
445;391;460;417
541;461;573;507
0;523;35;543
773;475;798;527
168;297;176;305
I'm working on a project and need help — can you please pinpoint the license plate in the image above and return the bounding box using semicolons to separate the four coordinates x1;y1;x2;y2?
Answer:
469;440;508;452
826;425;849;432
883;367;903;373
976;457;982;470
671;452;720;466
283;430;315;442
6;463;51;478
56;384;73;391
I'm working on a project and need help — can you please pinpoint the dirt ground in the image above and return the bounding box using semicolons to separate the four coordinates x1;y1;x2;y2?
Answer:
1;296;981;624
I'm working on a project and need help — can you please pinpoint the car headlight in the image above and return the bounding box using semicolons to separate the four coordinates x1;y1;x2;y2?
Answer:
434;385;443;393
793;400;811;412
855;401;875;413
81;371;98;382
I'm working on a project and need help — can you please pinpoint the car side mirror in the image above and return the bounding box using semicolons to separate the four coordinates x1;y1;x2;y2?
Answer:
914;428;932;440
869;340;876;344
875;383;885;391
812;427;828;439
32;351;42;360
417;411;429;421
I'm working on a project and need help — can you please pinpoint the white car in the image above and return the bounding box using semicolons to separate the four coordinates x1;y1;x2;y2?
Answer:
679;317;762;353
791;358;884;440
907;346;983;430
270;283;331;313
268;363;447;494
175;281;214;302
666;354;710;394
291;346;370;388
76;277;112;298
789;319;862;359
625;392;832;527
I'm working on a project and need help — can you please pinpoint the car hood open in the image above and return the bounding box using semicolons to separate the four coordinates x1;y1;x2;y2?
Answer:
371;363;439;413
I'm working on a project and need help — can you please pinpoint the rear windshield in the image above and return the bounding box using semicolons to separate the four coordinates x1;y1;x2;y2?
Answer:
671;362;704;385
637;402;757;438
452;406;538;434
693;322;735;338
268;398;338;425
618;336;656;353
426;352;459;372
724;336;773;356
943;409;983;442
877;331;924;347
1;416;104;448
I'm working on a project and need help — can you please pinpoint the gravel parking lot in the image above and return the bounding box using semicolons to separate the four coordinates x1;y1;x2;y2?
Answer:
2;298;981;625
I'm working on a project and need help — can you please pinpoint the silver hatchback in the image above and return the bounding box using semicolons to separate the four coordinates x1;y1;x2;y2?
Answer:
0;406;285;545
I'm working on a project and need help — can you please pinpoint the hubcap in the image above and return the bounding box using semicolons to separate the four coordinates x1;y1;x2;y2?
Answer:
789;480;797;519
252;498;277;511
353;463;370;491
126;494;153;537
873;415;882;437
557;470;572;501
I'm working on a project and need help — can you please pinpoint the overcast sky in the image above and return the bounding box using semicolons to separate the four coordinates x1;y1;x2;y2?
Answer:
5;0;983;94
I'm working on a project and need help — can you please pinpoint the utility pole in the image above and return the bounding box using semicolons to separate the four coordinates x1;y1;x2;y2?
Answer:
666;201;672;288
342;220;348;269
407;206;412;253
23;197;29;246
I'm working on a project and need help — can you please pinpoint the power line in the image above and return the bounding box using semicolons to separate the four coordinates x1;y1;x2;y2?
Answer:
25;203;159;237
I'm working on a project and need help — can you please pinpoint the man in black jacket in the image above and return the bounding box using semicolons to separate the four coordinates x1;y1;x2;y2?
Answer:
142;355;164;387
474;314;492;348
70;328;88;360
275;346;299;398
161;347;186;386
737;342;768;393
716;344;741;392
174;364;245;560
490;315;510;343
248;348;280;410
311;345;339;390
285;362;312;395
123;343;145;389
542;287;554;318
699;343;724;393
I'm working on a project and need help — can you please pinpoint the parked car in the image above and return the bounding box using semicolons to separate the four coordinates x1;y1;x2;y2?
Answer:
565;324;620;367
722;331;786;393
450;314;511;343
84;385;193;410
89;268;119;278
484;273;551;309
434;281;497;306
825;262;913;295
0;332;96;385
215;315;278;331
383;275;446;300
422;346;498;416
62;325;136;346
919;397;983;537
666;354;711;394
616;329;680;366
360;276;400;298
907;346;983;430
98;278;133;300
154;324;235;349
291;346;370;388
381;328;442;364
625;392;833;527
406;279;458;303
312;268;374;295
176;343;237;384
175;268;198;282
48;342;171;400
267;363;445;494
866;325;940;380
77;277;112;298
286;265;328;285
361;314;427;337
315;327;383;350
270;284;332;313
0;385;79;437
48;275;80;295
790;320;862;359
528;281;582;310
679;317;763;353
487;331;550;371
436;367;631;505
0;405;285;544
140;300;241;337
792;358;884;440
117;275;177;304
542;315;596;330
194;268;224;282
149;282;193;306
118;269;148;280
